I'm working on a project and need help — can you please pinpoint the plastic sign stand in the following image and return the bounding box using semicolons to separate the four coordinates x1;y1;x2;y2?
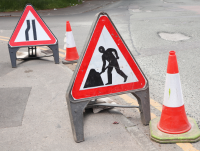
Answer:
8;4;59;68
66;12;150;143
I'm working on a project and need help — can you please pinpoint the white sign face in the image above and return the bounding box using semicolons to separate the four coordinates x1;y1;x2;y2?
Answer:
80;26;138;90
15;11;51;42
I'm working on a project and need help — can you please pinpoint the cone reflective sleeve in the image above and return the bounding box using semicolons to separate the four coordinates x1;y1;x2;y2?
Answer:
157;51;191;134
66;31;76;48
65;21;79;61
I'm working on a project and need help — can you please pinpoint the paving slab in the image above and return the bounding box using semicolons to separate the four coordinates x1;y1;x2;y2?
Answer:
0;87;31;128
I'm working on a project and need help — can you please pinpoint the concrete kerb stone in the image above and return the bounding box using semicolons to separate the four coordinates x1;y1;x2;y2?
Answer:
108;108;158;151
150;117;200;143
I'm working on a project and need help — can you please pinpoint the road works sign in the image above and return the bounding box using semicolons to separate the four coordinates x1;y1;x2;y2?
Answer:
9;4;57;47
8;4;59;68
66;12;150;143
70;13;146;100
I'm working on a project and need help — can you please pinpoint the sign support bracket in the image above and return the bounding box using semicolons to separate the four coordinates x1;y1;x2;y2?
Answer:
8;43;59;68
8;46;20;68
48;43;59;64
132;86;151;125
66;98;90;143
66;84;150;143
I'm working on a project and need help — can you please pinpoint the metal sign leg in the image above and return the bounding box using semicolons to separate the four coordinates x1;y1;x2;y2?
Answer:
66;99;90;143
48;44;59;64
8;46;20;68
132;87;151;125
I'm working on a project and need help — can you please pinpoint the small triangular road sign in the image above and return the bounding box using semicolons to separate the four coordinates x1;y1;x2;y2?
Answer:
70;12;147;100
9;4;57;47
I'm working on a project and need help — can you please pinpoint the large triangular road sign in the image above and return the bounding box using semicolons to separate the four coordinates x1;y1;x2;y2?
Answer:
9;4;57;47
69;12;147;101
66;12;150;143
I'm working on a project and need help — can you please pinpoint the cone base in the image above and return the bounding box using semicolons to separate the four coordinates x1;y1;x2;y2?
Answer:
150;117;200;144
64;57;79;61
62;58;78;64
157;122;191;134
157;105;191;134
65;47;79;61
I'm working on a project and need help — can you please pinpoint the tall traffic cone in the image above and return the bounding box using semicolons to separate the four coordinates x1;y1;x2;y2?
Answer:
157;50;191;134
62;21;79;64
150;51;200;143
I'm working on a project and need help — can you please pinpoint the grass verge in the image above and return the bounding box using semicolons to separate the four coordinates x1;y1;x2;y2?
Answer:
0;0;82;12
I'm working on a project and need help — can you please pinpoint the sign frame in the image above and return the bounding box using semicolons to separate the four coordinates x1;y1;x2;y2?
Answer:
67;12;148;103
8;4;59;68
66;12;150;143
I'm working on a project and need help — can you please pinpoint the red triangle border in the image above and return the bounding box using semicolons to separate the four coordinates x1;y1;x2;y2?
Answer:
71;15;146;100
9;5;57;47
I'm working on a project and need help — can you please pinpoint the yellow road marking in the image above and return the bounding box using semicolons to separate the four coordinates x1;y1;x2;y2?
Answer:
59;48;66;53
119;94;138;106
119;94;157;120
119;94;199;151
0;36;9;39
0;38;8;41
151;113;157;120
177;143;199;151
38;47;48;50
59;53;65;57
150;99;162;112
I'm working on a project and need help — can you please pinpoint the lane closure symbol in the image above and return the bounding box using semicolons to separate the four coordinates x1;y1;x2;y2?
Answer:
9;4;57;47
25;19;37;41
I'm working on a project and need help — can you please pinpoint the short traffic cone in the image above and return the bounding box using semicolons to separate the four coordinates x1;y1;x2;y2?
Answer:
157;50;191;134
150;51;200;143
62;21;79;64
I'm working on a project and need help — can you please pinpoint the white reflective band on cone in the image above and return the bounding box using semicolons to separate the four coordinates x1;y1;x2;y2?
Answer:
66;31;76;48
163;73;184;107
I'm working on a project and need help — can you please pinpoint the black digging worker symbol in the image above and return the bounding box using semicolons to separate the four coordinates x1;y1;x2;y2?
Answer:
99;46;128;85
83;46;128;88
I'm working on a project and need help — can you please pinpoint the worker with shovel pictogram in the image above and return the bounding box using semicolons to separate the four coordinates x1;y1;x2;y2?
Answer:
99;46;128;85
84;46;128;88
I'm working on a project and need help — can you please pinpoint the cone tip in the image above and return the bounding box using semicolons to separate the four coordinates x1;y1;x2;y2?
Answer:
66;21;72;32
169;50;176;55
167;50;179;74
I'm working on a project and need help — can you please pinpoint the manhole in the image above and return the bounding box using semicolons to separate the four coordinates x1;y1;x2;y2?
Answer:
158;32;190;41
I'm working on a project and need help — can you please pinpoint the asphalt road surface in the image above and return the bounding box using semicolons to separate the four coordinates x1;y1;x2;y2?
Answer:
1;0;200;150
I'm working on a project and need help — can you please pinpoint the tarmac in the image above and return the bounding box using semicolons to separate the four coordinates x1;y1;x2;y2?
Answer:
1;0;200;150
0;1;157;150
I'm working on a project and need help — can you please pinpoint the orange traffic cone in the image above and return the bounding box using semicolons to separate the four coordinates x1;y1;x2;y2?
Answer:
150;51;200;143
157;51;191;134
62;21;79;64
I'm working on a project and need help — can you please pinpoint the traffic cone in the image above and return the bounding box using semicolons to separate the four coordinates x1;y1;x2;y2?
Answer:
157;50;191;134
150;51;200;143
62;21;79;64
